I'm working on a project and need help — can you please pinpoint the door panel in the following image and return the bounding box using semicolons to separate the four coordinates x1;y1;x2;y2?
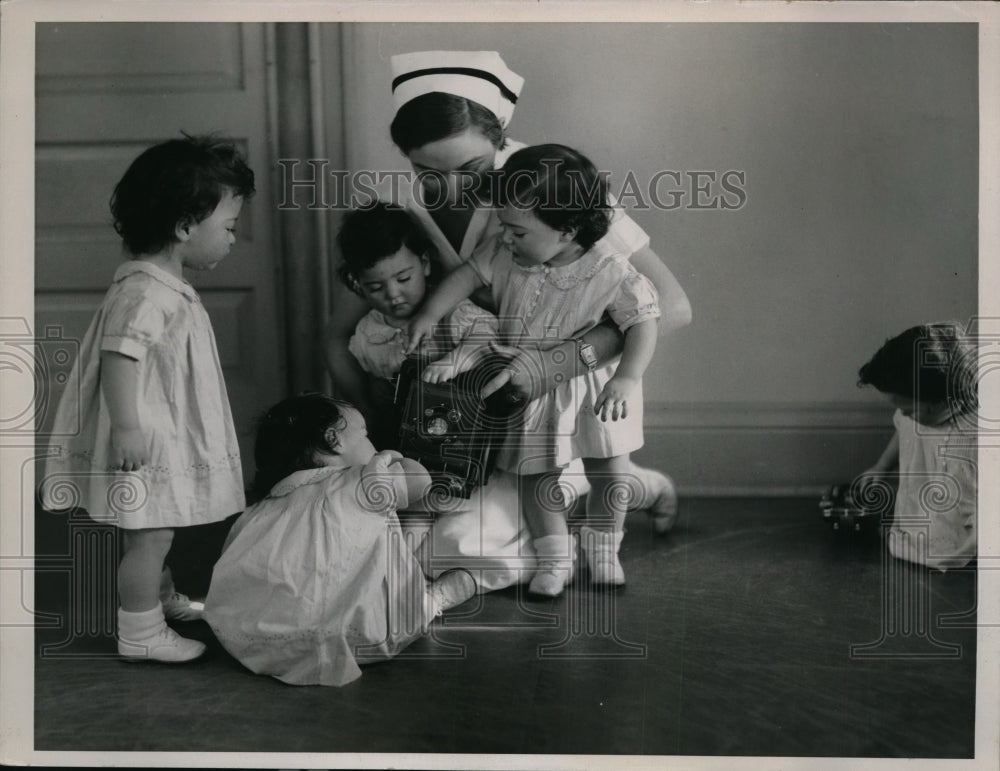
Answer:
35;22;283;482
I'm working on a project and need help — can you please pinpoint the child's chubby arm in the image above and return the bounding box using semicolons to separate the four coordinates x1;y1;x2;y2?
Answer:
323;283;376;414
422;341;491;384
100;351;148;471
423;302;498;383
856;430;900;493
406;263;484;354
593;318;658;422
360;450;432;511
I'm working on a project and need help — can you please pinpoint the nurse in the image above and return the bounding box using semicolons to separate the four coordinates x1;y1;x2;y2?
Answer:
324;50;691;591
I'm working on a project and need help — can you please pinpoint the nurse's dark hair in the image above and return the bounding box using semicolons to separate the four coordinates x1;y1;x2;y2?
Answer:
390;92;505;155
336;202;433;295
498;144;612;250
110;132;255;257
250;393;351;502
857;322;978;412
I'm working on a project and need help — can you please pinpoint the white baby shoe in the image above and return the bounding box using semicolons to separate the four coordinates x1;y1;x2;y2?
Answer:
649;473;679;535
529;534;576;597
428;569;477;617
581;526;625;586
118;625;206;663
161;591;205;622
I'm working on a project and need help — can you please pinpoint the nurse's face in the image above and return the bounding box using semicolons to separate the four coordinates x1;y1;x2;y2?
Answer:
406;128;497;207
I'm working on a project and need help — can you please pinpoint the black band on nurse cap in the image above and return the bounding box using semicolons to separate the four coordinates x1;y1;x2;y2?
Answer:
392;67;520;105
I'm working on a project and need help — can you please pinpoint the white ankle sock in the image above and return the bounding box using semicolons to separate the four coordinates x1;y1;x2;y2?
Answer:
581;526;624;550
118;603;166;640
534;534;574;558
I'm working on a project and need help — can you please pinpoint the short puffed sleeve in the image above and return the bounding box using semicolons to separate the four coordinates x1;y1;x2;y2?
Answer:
442;300;499;347
602;196;651;256
100;285;169;361
608;271;661;333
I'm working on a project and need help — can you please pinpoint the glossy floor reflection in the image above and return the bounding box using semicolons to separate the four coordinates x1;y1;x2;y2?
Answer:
33;498;977;757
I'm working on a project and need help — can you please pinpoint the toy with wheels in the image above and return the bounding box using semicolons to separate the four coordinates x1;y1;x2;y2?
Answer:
819;482;888;532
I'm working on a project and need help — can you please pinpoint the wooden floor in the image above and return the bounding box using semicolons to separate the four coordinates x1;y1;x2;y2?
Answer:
33;497;977;759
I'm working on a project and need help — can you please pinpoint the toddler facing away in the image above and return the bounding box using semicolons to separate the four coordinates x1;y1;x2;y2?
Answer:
857;322;978;570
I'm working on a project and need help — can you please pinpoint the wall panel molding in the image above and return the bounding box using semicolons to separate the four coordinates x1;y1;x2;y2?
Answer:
636;400;895;497
36;23;246;95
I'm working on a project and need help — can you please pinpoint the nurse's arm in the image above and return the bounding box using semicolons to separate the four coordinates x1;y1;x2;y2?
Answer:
627;245;692;334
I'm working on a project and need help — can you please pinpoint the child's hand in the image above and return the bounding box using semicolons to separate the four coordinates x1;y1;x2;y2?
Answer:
367;450;404;470
594;376;638;422
108;426;147;471
422;350;479;384
405;316;435;354
423;357;458;384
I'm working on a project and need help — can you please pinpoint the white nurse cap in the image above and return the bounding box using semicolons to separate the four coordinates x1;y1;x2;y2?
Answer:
390;50;525;128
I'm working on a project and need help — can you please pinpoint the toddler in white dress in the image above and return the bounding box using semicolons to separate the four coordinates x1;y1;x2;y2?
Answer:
40;135;254;662
338;201;499;449
856;322;978;570
203;394;476;686
409;144;661;596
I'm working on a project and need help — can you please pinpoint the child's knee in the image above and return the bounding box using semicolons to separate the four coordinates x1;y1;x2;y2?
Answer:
123;527;175;557
582;455;631;477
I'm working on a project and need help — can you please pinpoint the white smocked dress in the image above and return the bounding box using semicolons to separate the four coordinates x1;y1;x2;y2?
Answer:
39;261;244;529
204;462;433;686
888;409;977;570
469;238;661;474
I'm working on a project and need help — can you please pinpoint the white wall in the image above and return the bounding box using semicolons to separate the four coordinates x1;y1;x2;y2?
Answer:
334;23;978;494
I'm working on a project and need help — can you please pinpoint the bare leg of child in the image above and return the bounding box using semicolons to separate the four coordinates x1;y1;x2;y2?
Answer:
565;460;679;535
521;470;575;596
117;528;205;662
580;456;631;585
119;528;174;612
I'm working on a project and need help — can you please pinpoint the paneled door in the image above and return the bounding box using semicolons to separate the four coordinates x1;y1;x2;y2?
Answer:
35;22;284;481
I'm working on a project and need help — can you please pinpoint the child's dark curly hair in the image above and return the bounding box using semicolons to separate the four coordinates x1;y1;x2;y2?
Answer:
110;133;255;256
858;322;978;414
336;202;432;294
497;144;612;250
250;393;351;502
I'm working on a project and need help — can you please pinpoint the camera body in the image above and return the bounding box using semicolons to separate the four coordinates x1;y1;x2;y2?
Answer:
392;356;515;498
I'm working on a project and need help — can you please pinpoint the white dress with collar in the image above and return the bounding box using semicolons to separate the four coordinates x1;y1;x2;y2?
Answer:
204;464;432;686
40;261;244;529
